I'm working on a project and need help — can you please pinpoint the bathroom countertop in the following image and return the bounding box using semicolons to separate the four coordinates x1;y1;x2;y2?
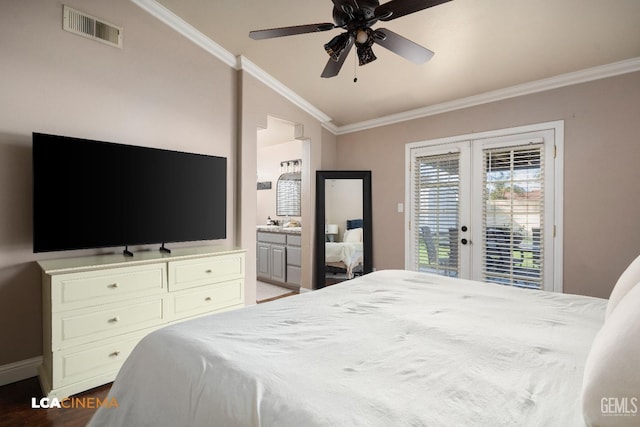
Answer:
256;225;302;234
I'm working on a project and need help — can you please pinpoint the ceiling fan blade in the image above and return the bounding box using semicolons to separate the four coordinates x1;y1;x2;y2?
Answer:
249;23;335;40
321;37;354;78
373;28;434;64
375;0;452;21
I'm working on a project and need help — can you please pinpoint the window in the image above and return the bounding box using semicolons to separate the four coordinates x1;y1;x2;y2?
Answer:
406;121;563;292
412;152;460;277
482;144;544;289
276;172;301;216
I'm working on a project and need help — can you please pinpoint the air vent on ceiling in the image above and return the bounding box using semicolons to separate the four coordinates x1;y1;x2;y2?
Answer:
63;5;123;49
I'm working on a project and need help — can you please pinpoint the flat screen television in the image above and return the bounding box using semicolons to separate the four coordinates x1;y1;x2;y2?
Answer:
33;133;227;254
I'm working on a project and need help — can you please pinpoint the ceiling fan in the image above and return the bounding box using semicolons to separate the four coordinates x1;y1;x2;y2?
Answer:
249;0;452;78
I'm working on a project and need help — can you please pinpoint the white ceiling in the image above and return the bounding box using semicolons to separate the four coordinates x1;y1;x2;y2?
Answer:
153;0;640;129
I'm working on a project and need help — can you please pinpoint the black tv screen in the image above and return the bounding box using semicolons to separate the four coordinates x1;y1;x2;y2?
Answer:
33;133;227;253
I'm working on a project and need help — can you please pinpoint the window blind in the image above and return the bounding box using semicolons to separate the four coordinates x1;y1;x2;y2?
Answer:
413;152;460;277
276;172;301;216
482;144;544;289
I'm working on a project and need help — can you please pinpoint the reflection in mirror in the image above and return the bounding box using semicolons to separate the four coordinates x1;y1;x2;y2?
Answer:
325;179;363;282
276;172;301;216
315;171;372;289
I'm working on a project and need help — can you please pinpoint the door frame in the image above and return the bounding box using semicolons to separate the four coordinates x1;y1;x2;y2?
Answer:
404;120;564;292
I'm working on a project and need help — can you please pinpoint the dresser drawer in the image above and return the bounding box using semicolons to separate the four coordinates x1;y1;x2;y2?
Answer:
171;279;243;319
51;264;166;312
52;297;166;350
169;253;244;291
52;330;151;388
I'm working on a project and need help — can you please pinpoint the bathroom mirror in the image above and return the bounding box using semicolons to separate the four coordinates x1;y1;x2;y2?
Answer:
315;171;372;289
276;172;301;216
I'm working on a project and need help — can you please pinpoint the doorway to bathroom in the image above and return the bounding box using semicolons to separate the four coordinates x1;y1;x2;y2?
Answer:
256;116;305;296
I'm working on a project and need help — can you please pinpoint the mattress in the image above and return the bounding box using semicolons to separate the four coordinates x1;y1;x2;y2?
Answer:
89;270;605;427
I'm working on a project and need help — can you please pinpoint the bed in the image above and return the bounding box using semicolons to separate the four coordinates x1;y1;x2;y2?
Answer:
325;220;364;278
88;265;640;427
325;240;363;278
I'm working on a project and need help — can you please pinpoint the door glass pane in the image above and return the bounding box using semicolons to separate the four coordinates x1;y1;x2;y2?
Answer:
414;153;459;277
482;145;544;289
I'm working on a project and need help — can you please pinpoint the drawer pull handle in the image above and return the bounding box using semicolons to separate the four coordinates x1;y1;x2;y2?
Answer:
110;351;120;357
205;296;212;301
108;283;119;289
205;269;213;274
108;316;120;323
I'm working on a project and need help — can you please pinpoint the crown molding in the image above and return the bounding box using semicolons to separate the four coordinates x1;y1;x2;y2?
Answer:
335;57;640;135
238;56;332;124
321;121;340;134
128;0;640;137
130;0;333;127
130;0;237;68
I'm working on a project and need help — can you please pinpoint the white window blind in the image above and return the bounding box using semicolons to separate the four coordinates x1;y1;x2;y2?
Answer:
413;152;460;277
482;144;544;289
276;172;301;216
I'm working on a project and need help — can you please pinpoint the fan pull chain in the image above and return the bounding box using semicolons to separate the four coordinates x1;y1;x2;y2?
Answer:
353;50;358;83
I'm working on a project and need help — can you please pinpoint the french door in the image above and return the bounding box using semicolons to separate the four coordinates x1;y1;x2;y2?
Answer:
405;122;563;292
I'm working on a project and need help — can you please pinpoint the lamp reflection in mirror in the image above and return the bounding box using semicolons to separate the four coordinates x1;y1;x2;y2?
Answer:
325;224;339;242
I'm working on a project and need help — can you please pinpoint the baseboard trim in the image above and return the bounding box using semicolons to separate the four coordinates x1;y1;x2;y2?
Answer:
0;357;42;387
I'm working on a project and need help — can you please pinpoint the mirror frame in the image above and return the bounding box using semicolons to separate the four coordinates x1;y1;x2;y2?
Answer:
315;170;373;289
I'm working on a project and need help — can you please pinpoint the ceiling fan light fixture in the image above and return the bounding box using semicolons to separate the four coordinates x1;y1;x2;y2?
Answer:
355;28;376;66
356;44;376;66
324;33;351;61
356;29;369;44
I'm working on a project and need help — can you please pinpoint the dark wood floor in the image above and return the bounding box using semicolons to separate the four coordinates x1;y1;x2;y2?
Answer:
0;377;111;427
256;291;298;304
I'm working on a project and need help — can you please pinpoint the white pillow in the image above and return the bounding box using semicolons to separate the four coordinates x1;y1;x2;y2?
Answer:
343;227;363;243
606;254;640;319
582;281;640;426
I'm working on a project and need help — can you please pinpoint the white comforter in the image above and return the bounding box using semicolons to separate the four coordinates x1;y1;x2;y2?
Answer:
89;270;605;427
325;241;363;277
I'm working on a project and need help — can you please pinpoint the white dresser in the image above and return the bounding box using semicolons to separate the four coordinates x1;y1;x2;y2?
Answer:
37;246;245;399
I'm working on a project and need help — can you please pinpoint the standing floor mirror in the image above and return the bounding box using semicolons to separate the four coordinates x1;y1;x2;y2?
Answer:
315;171;372;289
